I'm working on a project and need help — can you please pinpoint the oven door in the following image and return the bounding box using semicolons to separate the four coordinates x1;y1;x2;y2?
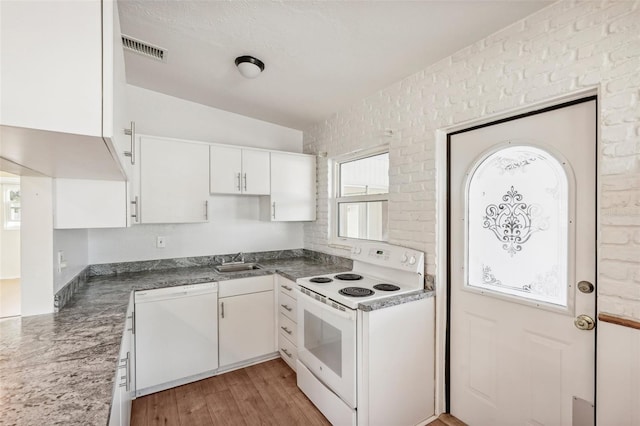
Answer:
297;291;357;408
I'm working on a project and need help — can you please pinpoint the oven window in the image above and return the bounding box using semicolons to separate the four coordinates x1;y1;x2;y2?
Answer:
304;310;342;376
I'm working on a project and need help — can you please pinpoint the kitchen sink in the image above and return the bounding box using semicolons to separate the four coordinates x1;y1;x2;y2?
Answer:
214;263;263;273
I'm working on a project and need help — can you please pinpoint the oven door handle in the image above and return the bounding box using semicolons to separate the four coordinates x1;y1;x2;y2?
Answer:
298;290;356;321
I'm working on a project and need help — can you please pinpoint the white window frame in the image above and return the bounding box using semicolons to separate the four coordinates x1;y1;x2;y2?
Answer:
330;145;389;247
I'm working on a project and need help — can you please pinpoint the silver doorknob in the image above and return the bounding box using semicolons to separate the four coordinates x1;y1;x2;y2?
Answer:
577;281;594;294
575;314;595;330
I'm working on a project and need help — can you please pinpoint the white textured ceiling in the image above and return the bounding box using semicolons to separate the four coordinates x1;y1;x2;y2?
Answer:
119;0;552;130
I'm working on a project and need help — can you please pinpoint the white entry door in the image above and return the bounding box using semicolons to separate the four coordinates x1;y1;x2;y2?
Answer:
449;99;596;425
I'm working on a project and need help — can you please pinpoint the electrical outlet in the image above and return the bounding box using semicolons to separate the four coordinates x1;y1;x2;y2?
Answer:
156;236;166;248
57;250;67;272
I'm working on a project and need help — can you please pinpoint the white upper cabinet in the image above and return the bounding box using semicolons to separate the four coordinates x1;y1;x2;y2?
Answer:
0;0;129;180
210;146;270;195
242;149;271;195
265;152;316;222
139;137;210;224
53;179;128;229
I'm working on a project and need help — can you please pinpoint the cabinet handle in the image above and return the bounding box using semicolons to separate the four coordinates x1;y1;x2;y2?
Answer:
123;121;135;165
272;202;276;219
243;173;247;191
281;304;292;312
204;200;208;220
281;348;292;358
236;173;242;192
221;302;225;319
282;285;292;291
130;196;139;223
281;326;292;335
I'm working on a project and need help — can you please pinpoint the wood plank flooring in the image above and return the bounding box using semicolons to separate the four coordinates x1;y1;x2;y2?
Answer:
131;358;463;426
131;359;330;426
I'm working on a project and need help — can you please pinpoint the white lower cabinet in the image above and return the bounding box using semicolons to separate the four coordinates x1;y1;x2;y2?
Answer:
277;276;299;371
109;293;134;426
219;275;276;368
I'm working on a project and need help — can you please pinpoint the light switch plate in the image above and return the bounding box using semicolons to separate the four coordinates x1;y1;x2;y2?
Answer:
156;236;166;248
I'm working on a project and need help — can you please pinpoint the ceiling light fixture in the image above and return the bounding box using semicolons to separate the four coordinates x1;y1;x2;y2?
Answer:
235;55;265;79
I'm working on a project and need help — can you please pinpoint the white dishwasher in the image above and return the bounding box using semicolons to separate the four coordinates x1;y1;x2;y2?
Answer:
134;282;218;396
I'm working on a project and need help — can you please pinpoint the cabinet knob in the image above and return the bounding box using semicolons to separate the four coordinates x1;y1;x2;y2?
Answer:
281;326;292;335
281;348;292;358
281;304;292;312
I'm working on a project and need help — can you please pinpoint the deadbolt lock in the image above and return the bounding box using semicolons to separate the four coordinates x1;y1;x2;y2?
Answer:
575;314;595;331
577;281;594;294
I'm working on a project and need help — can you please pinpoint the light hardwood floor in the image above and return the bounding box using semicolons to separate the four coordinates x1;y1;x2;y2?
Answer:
131;358;463;426
131;359;330;426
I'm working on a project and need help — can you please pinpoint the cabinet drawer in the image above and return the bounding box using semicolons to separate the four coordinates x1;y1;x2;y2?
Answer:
279;292;297;321
279;313;297;344
278;279;297;300
279;331;297;371
219;275;273;298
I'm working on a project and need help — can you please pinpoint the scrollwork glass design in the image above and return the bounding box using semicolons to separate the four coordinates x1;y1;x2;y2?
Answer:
467;146;569;307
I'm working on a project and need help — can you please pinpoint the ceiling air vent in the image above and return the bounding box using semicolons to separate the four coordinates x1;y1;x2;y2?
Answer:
121;35;167;62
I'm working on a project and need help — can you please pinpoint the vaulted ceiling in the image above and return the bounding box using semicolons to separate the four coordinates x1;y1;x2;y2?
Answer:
119;1;552;130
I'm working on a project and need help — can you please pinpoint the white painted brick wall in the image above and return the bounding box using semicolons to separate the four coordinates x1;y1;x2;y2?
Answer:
303;0;640;319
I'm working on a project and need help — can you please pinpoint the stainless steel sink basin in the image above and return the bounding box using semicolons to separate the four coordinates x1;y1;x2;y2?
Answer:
214;263;263;273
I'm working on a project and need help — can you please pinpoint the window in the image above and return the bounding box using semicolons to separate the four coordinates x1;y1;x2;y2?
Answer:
2;183;20;230
466;145;570;307
334;150;389;242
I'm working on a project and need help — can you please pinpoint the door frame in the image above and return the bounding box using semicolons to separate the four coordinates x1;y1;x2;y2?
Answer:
433;87;600;416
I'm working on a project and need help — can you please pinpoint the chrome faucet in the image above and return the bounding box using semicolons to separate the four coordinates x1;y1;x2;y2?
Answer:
230;252;245;264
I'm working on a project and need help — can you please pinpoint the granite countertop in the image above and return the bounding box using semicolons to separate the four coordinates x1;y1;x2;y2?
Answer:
358;289;435;312
0;256;351;426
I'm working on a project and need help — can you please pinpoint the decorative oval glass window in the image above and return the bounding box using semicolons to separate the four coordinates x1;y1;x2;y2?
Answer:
466;145;570;307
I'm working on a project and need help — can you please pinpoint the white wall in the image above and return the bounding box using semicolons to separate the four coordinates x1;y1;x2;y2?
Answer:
53;229;88;293
126;85;302;151
88;85;305;264
302;1;639;421
0;179;20;279
597;321;640;425
303;0;640;317
20;176;54;316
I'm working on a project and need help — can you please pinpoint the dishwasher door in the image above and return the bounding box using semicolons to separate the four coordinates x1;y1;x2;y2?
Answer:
135;282;218;395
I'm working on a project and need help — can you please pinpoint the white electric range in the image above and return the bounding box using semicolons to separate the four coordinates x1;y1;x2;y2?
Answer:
295;242;434;426
296;242;425;310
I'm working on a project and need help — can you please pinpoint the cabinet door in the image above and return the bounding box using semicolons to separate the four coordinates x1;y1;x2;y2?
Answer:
219;290;275;367
140;137;209;223
242;149;270;195
54;178;127;229
270;153;316;221
0;1;102;136
210;145;242;194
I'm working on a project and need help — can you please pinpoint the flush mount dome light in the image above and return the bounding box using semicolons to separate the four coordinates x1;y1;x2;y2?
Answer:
235;55;265;79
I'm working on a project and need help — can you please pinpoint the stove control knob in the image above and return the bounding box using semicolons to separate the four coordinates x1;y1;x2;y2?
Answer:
409;256;416;265
401;254;408;263
353;247;362;255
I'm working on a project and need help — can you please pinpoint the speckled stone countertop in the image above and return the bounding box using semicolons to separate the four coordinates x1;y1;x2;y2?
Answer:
358;289;435;312
0;256;351;426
